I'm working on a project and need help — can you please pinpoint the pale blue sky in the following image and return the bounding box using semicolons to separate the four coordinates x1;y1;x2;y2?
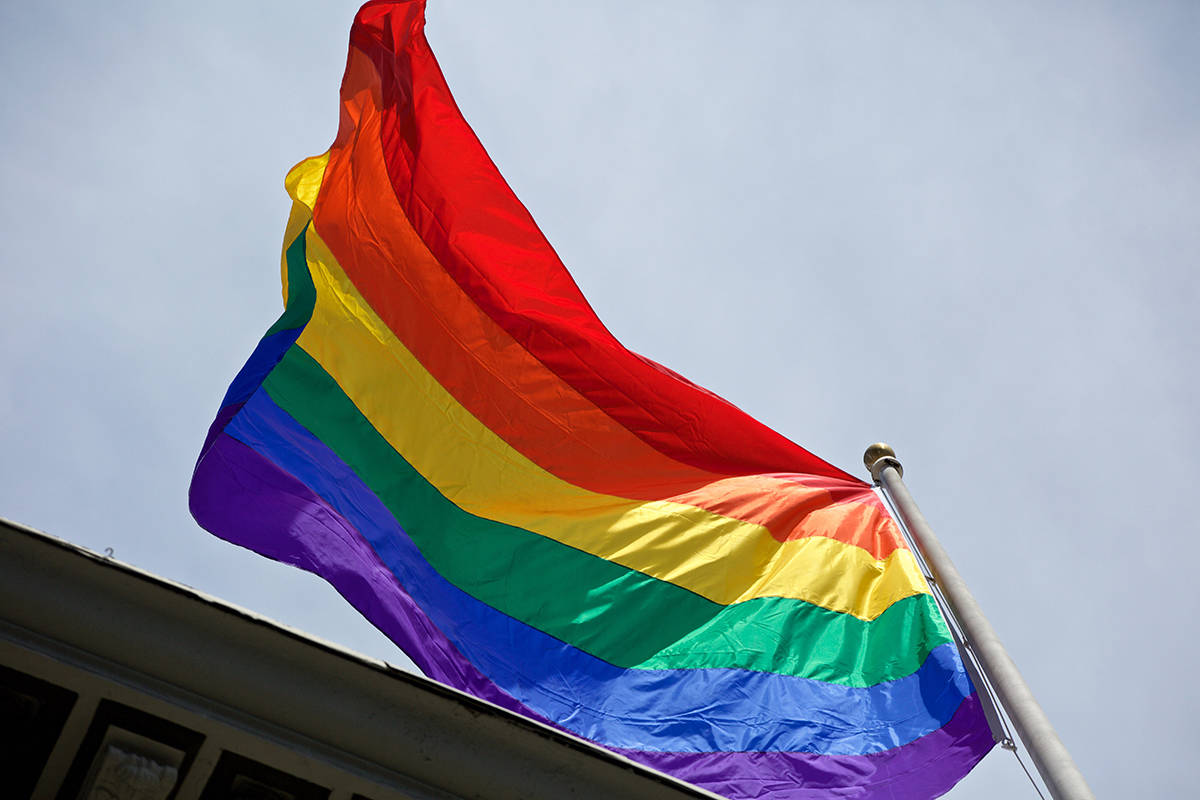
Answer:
2;2;1197;797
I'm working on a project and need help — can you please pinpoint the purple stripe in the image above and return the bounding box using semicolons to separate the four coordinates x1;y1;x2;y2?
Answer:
188;428;555;725
189;423;993;798
616;693;994;800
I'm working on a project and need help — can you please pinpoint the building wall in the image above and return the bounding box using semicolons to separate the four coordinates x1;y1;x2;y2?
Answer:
0;519;720;800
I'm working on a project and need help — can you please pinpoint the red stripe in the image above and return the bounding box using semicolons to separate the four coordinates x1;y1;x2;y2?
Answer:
345;1;861;484
314;21;903;556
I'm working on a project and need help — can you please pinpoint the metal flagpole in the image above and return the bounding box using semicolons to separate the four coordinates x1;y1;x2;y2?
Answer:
863;443;1095;800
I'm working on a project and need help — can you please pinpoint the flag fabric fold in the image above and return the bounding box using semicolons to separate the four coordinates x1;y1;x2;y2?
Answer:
190;1;993;797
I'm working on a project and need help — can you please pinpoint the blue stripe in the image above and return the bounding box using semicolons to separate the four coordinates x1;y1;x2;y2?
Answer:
226;386;972;755
219;226;311;410
219;328;301;409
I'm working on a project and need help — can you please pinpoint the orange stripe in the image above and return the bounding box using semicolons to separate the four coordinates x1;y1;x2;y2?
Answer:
312;46;904;559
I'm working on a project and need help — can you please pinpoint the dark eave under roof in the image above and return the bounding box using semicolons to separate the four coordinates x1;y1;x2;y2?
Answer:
0;517;722;800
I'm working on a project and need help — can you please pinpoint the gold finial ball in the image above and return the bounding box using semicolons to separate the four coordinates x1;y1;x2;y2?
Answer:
863;442;902;481
863;442;896;471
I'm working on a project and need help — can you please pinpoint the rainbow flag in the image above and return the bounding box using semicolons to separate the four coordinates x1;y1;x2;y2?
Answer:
190;2;994;797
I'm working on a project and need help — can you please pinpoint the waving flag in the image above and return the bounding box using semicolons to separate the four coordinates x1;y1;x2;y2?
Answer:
190;2;993;797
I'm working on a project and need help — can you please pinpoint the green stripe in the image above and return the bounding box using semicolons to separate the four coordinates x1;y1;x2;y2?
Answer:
643;591;948;684
262;345;952;686
264;225;317;338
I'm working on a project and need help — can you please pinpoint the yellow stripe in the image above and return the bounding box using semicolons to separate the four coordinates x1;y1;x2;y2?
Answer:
280;153;330;303
291;224;927;620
